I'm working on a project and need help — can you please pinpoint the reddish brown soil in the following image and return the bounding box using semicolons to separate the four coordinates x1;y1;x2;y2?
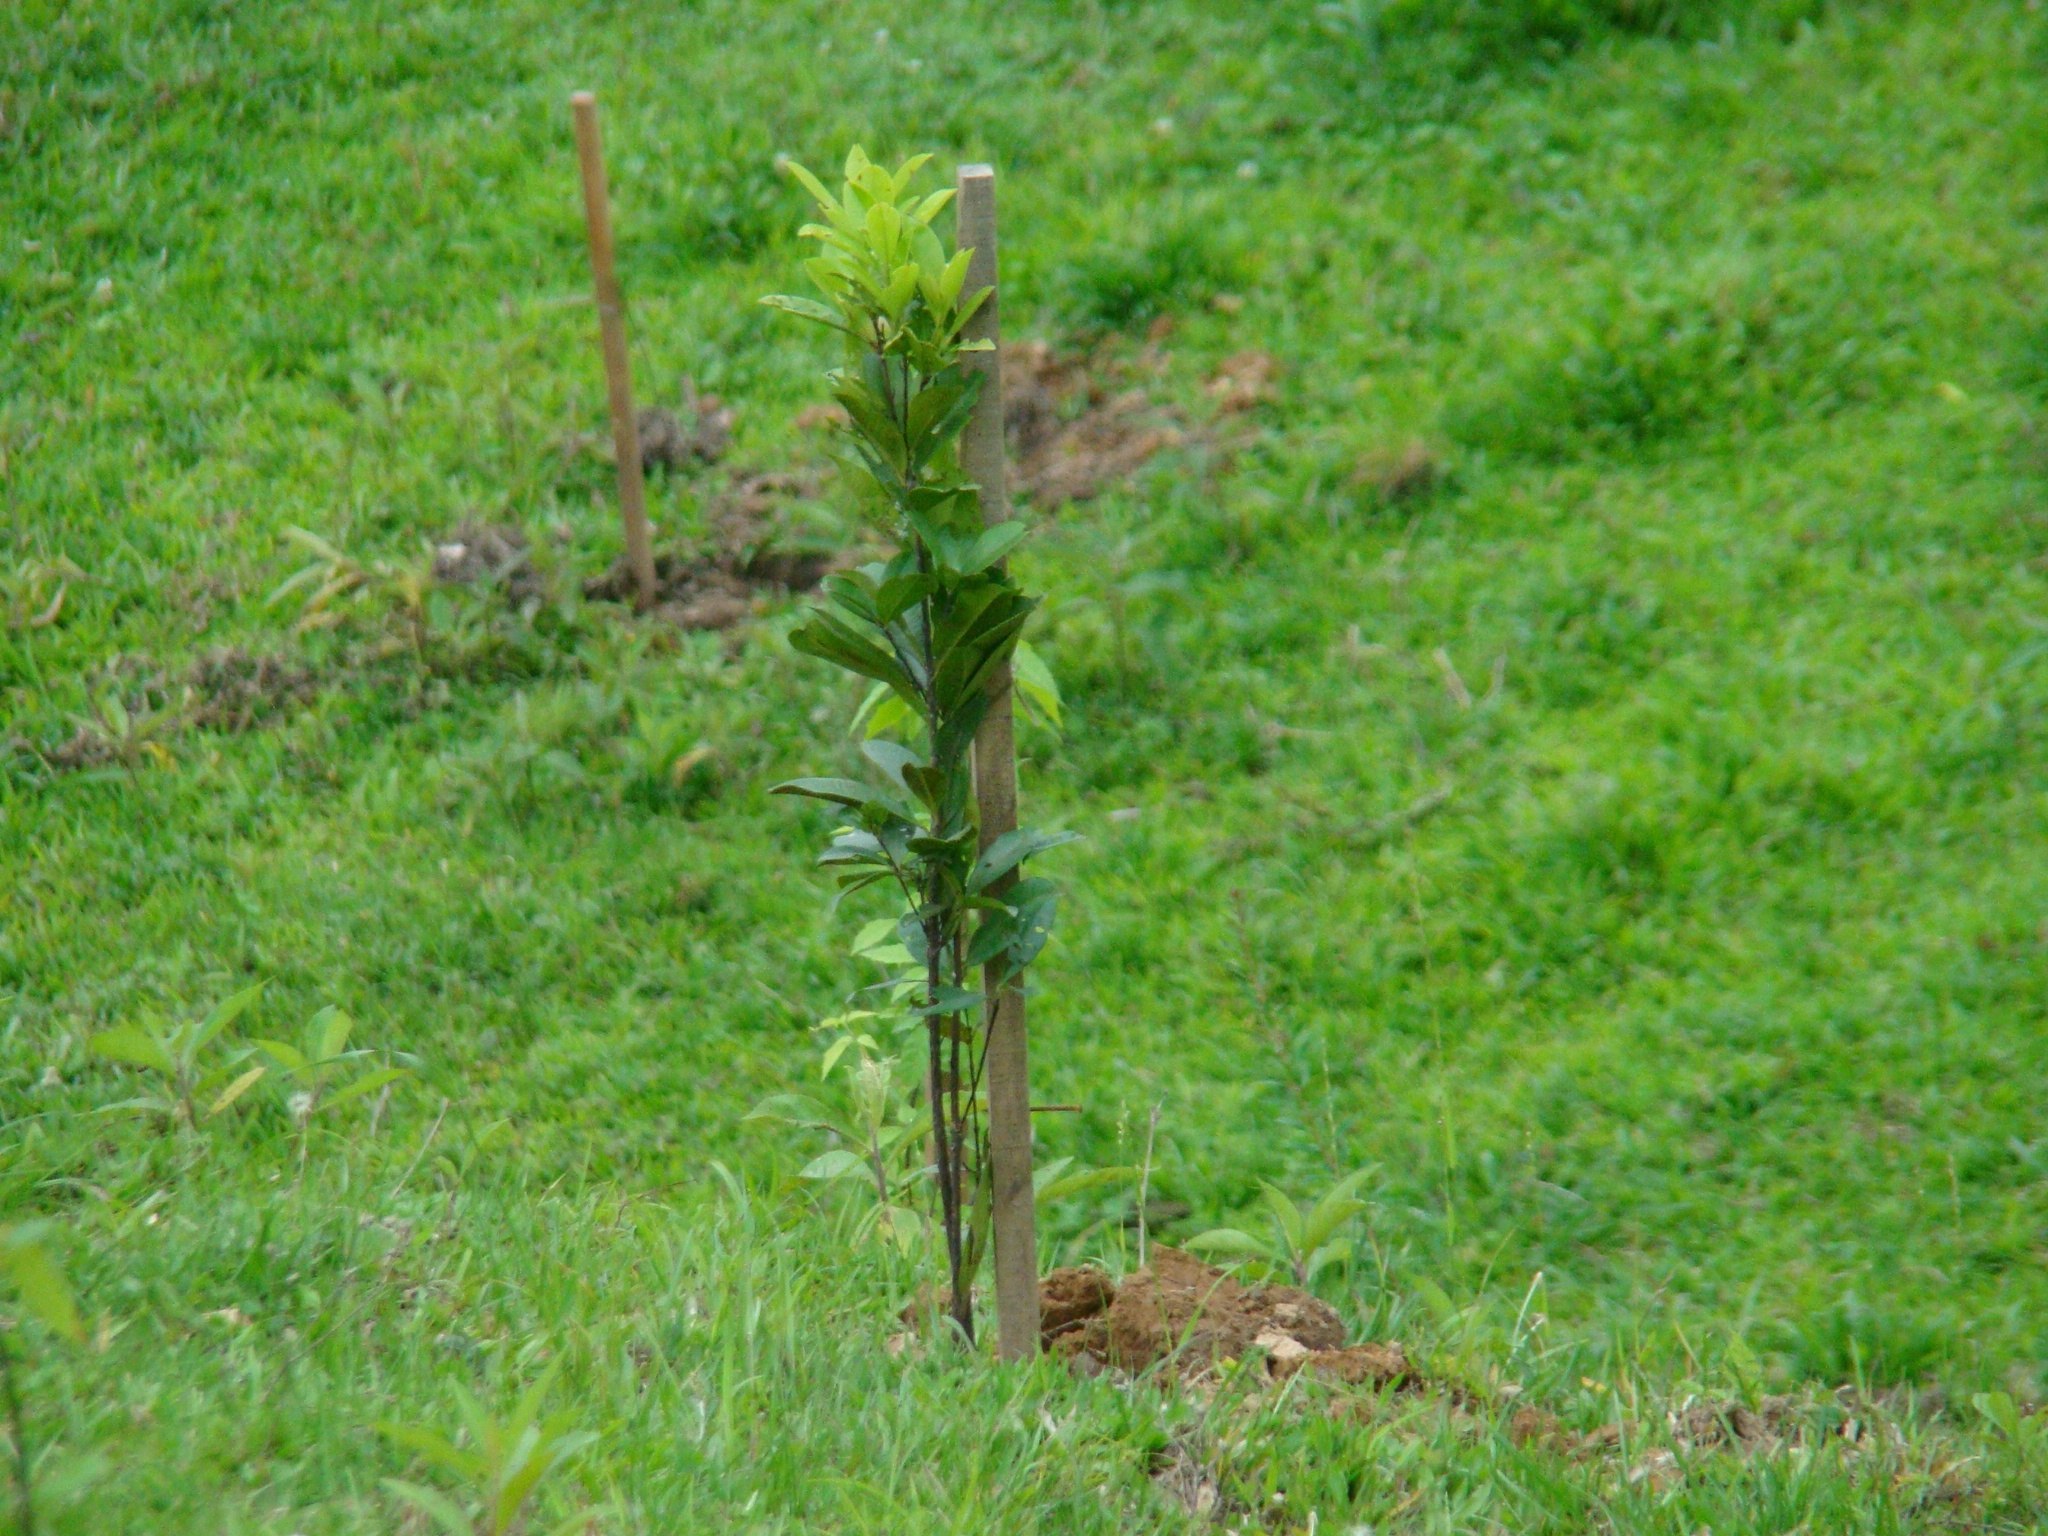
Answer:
1041;1248;1369;1380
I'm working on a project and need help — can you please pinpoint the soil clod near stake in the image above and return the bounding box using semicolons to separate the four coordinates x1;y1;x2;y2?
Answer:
1040;1248;1358;1379
583;470;845;630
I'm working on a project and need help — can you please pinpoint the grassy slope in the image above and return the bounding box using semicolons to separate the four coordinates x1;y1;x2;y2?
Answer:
4;0;2047;1529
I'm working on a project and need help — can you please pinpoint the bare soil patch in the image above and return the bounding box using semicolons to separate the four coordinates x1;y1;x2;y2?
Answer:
562;379;735;472
583;470;846;630
1001;339;1276;508
33;646;318;771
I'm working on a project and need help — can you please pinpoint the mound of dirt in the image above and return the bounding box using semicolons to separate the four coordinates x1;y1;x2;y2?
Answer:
1040;1248;1393;1383
583;470;846;630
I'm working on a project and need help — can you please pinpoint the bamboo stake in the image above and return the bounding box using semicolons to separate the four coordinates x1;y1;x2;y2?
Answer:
957;163;1038;1362
570;91;657;612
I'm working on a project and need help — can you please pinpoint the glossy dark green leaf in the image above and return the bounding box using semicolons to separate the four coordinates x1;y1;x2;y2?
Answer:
967;828;1081;892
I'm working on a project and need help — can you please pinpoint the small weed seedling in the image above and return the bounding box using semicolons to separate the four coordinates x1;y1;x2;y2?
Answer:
748;1009;929;1253
270;525;438;655
376;1369;597;1536
1187;1169;1374;1287
762;148;1075;1343
256;1005;412;1171
88;982;269;1130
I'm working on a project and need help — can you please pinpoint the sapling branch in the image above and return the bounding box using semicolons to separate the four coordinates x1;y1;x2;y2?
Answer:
765;148;1071;1347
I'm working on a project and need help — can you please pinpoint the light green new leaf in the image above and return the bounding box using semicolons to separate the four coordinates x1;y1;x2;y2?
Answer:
800;1150;867;1181
310;1005;353;1063
1185;1228;1272;1261
192;981;266;1051
88;1024;174;1075
255;1038;309;1073
1258;1183;1306;1254
1300;1168;1374;1255
0;1224;84;1343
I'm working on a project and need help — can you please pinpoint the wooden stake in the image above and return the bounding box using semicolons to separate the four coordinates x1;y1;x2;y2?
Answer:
570;91;657;612
957;163;1038;1362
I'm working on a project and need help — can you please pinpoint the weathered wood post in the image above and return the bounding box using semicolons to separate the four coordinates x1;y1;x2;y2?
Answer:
570;91;657;612
956;163;1039;1361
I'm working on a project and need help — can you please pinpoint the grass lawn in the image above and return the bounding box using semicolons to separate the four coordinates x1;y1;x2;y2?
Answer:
4;0;2047;1529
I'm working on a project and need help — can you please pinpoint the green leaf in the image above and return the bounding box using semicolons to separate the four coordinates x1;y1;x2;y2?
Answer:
1012;641;1063;731
1306;1237;1354;1281
1035;1165;1138;1204
782;158;837;211
309;1005;353;1064
1301;1168;1374;1255
907;985;984;1018
968;828;1080;893
851;681;917;741
800;1149;867;1181
88;1024;174;1075
745;1093;840;1130
760;293;861;338
789;613;918;698
255;1038;309;1074
376;1420;477;1476
0;1225;84;1343
319;1066;409;1113
860;739;924;791
1185;1228;1273;1261
191;981;266;1052
1258;1183;1307;1255
956;520;1028;577
770;777;877;808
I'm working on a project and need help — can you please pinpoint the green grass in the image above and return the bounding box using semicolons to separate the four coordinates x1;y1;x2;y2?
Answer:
5;0;2048;1529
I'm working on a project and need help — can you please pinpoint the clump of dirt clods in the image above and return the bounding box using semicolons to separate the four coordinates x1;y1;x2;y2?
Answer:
583;470;846;630
430;521;546;608
1039;1248;1383;1382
